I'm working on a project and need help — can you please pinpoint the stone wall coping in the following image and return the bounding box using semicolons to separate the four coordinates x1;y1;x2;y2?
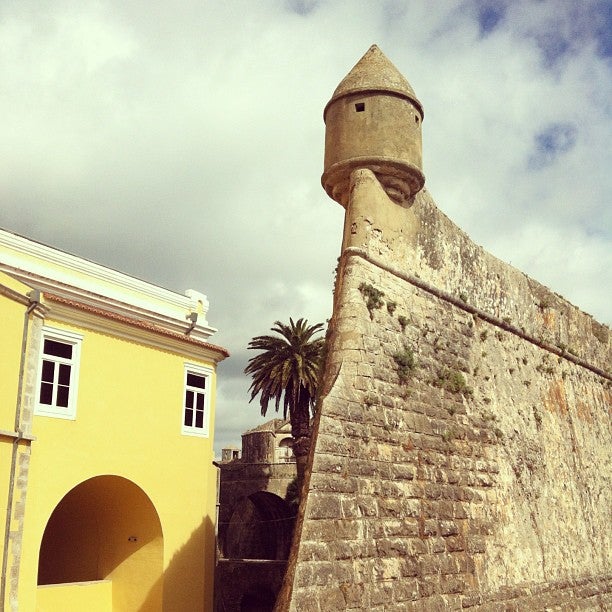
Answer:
343;246;611;381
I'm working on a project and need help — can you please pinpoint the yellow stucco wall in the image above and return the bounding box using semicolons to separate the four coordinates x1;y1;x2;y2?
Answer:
37;581;112;612
1;287;219;610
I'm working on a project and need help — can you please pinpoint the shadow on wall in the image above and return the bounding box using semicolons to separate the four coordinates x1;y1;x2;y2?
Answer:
138;516;216;612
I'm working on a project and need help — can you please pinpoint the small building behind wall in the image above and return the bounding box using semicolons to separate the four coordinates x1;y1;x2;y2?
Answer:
215;419;297;611
0;228;228;611
240;418;296;466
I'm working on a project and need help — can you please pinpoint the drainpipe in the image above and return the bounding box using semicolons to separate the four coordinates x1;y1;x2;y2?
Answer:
1;289;41;609
212;461;221;565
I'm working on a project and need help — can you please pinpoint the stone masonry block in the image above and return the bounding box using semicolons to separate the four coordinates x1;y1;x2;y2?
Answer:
339;581;365;608
312;454;347;476
429;537;446;553
378;497;402;518
300;541;332;562
369;582;394;606
445;535;465;552
400;498;421;517
290;588;321;612
374;557;402;581
376;537;411;558
390;463;416;481
295;564;314;588
355;495;378;517
315;432;349;456
439;520;460;536
419;554;442;576
306;493;343;520
383;517;419;537
311;562;336;587
301;518;363;542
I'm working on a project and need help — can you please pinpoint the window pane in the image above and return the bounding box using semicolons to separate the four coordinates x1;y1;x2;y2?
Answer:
58;364;71;386
185;390;194;409
40;382;53;405
195;411;204;428
196;393;205;411
184;408;193;427
44;339;72;359
187;373;205;389
56;385;70;408
41;360;55;382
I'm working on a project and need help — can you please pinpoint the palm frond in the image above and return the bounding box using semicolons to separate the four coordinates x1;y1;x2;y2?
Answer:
245;318;325;423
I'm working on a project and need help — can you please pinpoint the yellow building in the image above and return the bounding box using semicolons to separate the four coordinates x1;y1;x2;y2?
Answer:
0;228;228;611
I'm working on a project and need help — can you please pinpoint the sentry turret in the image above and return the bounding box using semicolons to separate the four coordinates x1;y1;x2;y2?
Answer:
322;45;425;207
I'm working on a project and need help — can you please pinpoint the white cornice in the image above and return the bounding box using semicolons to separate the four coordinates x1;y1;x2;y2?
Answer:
47;300;227;364
0;228;218;341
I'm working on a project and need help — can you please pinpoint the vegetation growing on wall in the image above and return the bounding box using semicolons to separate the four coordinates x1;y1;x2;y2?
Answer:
442;428;457;442
393;344;416;384
433;368;473;396
359;282;385;317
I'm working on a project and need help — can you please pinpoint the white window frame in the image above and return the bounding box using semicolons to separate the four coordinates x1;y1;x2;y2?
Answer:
35;327;83;420
181;363;212;437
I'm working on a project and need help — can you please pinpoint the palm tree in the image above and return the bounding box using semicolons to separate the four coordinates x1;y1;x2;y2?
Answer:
245;318;325;493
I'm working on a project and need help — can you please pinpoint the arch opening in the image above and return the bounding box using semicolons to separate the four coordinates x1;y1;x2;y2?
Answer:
224;491;294;560
38;475;163;609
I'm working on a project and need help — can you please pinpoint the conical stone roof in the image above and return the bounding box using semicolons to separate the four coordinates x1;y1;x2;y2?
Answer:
324;44;423;120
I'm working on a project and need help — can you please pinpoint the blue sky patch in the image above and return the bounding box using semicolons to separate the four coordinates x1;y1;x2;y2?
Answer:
592;0;612;57
531;1;612;65
536;31;571;66
286;0;319;16
475;1;507;35
529;123;577;169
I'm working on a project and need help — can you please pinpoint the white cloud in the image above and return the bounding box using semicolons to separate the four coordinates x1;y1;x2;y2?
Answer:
0;0;609;454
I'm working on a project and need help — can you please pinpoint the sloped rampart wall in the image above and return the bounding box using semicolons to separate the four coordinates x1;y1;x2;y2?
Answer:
277;170;611;610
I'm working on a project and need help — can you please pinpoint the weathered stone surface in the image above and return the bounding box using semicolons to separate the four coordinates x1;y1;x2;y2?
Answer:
273;46;611;612
275;175;611;611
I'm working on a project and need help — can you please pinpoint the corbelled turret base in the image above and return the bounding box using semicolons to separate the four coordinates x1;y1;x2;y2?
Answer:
322;157;424;208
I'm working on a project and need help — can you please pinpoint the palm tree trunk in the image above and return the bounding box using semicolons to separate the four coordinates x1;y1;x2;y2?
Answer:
290;397;311;495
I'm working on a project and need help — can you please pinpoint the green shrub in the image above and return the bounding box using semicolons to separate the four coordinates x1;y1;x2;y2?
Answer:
393;345;416;384
359;282;384;317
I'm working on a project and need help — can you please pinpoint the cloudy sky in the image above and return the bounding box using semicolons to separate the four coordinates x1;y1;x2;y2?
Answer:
1;0;610;454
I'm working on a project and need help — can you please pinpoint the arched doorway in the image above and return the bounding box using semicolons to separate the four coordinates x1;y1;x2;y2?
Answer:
276;437;295;463
224;491;294;560
38;475;163;610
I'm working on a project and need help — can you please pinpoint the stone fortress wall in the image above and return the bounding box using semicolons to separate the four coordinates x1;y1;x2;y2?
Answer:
275;46;611;611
